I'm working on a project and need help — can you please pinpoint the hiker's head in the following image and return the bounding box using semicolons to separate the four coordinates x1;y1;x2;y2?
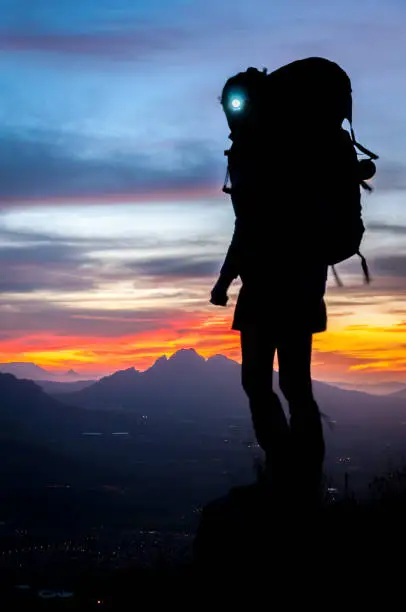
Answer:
221;67;267;135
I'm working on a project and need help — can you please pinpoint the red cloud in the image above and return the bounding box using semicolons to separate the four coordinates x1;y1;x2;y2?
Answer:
0;185;219;209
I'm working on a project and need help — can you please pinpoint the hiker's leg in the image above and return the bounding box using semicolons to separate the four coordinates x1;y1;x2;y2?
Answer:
277;335;325;470
240;327;290;458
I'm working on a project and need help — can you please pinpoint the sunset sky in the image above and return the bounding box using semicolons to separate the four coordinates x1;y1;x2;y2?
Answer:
1;0;406;383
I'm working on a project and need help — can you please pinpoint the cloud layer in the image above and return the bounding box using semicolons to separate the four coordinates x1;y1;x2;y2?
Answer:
0;130;220;202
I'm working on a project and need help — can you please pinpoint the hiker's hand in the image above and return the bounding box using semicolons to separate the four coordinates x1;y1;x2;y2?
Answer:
210;279;229;307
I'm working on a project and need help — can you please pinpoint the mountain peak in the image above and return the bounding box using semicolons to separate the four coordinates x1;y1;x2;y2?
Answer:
66;369;79;377
100;366;140;384
168;348;205;363
207;354;238;365
144;349;205;379
155;355;168;364
146;355;168;373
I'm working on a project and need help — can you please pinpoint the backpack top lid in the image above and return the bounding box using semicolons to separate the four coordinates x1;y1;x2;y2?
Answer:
267;56;353;128
220;58;353;137
220;57;378;166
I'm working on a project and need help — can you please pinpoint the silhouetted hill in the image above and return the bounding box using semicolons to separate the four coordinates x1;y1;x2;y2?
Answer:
0;374;144;491
55;366;141;409
0;375;112;492
0;373;151;441
0;373;89;439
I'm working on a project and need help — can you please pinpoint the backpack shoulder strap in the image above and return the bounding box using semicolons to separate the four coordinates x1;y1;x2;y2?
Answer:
350;124;379;160
222;134;233;194
222;148;232;194
358;250;371;283
331;252;371;287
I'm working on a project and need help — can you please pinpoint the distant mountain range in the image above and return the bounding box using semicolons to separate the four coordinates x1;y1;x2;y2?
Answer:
0;362;96;383
2;350;406;438
0;362;52;380
53;348;406;425
55;350;241;414
4;354;406;398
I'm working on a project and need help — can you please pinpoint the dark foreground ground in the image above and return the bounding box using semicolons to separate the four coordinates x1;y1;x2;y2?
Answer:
2;469;405;609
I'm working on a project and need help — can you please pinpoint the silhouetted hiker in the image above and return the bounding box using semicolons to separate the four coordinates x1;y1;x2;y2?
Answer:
210;58;378;495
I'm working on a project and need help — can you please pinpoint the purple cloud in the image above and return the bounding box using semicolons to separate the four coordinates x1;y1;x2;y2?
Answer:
0;130;221;203
0;26;187;60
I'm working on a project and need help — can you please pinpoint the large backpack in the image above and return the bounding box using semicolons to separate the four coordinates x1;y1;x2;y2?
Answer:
221;57;379;284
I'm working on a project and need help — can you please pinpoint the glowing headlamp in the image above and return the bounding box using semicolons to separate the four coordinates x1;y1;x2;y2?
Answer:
229;94;245;111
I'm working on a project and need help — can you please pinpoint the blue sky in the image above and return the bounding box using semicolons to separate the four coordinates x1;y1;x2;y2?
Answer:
0;0;406;381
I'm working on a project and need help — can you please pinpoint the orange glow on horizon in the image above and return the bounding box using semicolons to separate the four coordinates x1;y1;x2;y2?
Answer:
1;309;406;383
0;312;240;374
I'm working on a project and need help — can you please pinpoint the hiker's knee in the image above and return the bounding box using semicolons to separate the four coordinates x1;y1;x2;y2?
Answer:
279;370;313;404
278;369;294;402
241;364;258;397
241;362;271;399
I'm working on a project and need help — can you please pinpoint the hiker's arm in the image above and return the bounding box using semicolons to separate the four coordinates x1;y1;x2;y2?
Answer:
210;219;242;306
219;218;242;286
